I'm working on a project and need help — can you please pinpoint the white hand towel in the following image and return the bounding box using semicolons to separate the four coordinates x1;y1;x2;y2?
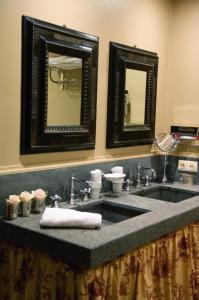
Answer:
90;169;102;182
111;166;123;174
40;207;102;229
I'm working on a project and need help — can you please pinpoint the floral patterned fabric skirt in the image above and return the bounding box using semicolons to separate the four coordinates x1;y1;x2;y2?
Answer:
1;222;199;299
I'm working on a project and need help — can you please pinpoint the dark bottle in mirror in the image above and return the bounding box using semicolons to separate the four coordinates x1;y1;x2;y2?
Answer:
21;16;99;154
106;42;158;148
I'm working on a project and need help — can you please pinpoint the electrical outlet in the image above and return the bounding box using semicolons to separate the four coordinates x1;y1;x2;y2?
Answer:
178;160;198;172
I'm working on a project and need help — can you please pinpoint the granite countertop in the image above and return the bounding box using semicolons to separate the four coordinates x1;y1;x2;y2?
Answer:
1;183;199;269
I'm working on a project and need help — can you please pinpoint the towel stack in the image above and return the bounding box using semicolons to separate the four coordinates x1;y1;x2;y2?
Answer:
87;169;102;199
90;169;102;182
40;207;102;229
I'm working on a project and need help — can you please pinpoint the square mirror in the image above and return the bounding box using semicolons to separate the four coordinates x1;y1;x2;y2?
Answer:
21;16;99;154
106;42;158;148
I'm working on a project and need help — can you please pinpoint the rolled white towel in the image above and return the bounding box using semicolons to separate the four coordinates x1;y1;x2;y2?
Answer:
111;166;123;174
90;169;102;182
87;181;102;189
40;207;102;229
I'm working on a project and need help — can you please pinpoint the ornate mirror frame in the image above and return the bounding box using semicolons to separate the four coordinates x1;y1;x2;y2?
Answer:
106;42;158;148
21;16;99;154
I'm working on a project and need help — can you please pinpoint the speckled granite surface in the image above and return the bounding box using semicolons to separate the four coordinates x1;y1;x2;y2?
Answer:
1;183;199;269
0;155;162;215
1;155;198;216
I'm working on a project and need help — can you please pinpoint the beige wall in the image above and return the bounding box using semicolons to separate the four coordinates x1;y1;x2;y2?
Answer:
0;0;172;173
166;0;199;129
165;0;199;156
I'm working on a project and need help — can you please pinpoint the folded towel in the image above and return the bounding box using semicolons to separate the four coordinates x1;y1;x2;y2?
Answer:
111;166;123;174
40;207;102;229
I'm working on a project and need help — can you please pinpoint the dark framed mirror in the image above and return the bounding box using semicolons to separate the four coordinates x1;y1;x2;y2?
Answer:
106;42;158;148
21;16;99;154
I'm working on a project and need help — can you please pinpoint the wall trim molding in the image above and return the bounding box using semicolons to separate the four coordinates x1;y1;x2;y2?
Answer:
0;154;154;176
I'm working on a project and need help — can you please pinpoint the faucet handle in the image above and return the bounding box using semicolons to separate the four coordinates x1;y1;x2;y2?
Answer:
124;179;133;191
145;175;150;187
151;169;156;179
80;188;90;202
50;194;62;208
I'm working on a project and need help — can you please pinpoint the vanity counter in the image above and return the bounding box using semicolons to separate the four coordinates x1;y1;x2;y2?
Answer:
1;183;199;269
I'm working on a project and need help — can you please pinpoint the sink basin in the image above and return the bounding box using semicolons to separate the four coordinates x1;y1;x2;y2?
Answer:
132;186;199;203
75;201;148;225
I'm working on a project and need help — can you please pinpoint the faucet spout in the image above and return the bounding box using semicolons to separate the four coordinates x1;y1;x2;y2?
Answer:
69;176;90;205
136;164;142;188
151;168;156;179
69;176;76;205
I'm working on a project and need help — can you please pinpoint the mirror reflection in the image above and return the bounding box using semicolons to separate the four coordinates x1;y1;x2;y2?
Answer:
124;69;147;125
47;52;82;126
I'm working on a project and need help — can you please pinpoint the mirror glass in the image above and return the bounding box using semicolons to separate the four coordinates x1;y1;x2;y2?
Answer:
154;133;178;152
47;52;82;126
124;69;147;125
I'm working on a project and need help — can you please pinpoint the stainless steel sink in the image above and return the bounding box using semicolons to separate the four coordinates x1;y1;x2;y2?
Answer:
75;201;149;225
131;186;199;203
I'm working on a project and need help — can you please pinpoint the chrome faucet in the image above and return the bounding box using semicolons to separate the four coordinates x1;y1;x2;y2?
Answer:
144;168;156;182
136;164;142;188
145;175;150;187
124;179;133;191
69;176;76;205
69;176;90;204
80;188;90;201
51;194;62;208
136;164;156;188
